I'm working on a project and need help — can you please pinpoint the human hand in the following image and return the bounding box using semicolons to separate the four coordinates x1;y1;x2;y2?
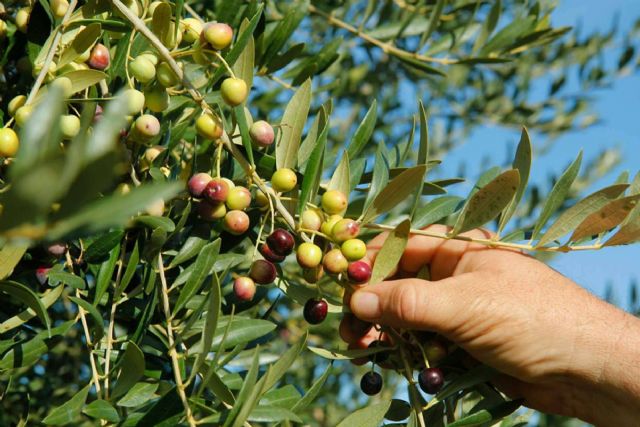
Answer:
340;225;640;426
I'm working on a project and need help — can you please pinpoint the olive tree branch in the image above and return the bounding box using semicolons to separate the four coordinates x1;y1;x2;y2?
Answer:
308;4;456;66
25;0;79;106
158;253;197;427
363;223;604;253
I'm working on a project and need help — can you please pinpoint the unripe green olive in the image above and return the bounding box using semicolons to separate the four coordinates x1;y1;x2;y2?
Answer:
32;61;57;81
60;115;80;139
341;239;367;261
15;106;33;127
322;248;349;275
122;88;145;115
320;214;342;236
0;128;20;157
0;20;6;40
130;56;156;83
144;86;169;112
8;96;26;117
50;76;73;98
51;0;69;18
139;52;159;66
16;8;30;33
296;242;323;269
156;62;180;87
198;201;226;221
249;120;275;147
331;218;360;242
271;168;297;192
141;145;166;169
220;77;248;106
145;199;165;216
223;210;250;235
255;190;269;210
301;209;323;231
226;186;252;210
181;18;202;44
162;22;182;49
88;43;110;70
134;114;161;138
321;190;348;215
202;22;233;50
195;113;223;140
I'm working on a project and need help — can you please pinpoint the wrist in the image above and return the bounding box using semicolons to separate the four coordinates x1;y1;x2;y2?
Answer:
570;309;640;426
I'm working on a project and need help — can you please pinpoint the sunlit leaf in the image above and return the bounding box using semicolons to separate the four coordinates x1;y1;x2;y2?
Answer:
370;219;410;285
276;79;311;169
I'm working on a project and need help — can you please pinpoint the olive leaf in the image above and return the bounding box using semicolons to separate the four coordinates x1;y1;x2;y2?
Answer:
536;184;628;247
570;194;640;243
111;341;145;399
370;219;411;285
347;100;378;159
498;127;532;234
361;165;427;224
451;169;520;236
328;150;351;197
530;151;583;240
0;281;51;336
42;384;91;425
276;79;311;170
58;23;102;67
604;201;640;246
336;400;392;427
0;244;28;280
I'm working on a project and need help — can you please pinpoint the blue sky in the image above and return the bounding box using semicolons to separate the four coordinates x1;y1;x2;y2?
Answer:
440;0;640;309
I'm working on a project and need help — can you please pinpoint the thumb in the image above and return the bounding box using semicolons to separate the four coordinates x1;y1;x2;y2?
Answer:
349;274;476;334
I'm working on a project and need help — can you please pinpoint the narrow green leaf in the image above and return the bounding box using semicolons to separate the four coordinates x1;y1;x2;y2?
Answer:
291;364;331;413
347;100;377;159
111;341;145;399
47;271;87;290
82;399;120;423
531;151;583;240
328;151;351;197
210;319;276;351
571;194;640;243
472;0;501;53
308;345;391;361
536;184;628;247
0;281;51;336
234;105;255;166
361;165;427;224
93;244;120;304
336;400;392;427
137;386;183;426
413;196;463;229
203;369;235;405
434;365;496;403
83;229;124;262
259;385;301;409
224;347;260;427
0;244;28;280
410;100;429;216
298;122;328;215
261;0;308;64
114;239;139;300
173;239;221;315
189;272;221;384
452;170;520;236
419;0;447;48
370;219;411;285
117;382;159;407
58;23;101;67
233;18;255;93
169;230;208;268
248;406;302;423
68;296;105;342
0;286;63;334
263;332;307;391
362;144;389;215
43;384;91;425
498;127;532;234
276;79;311;169
298;105;328;168
135;215;175;233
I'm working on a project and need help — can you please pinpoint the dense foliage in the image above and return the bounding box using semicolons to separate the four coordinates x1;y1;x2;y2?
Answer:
0;0;638;425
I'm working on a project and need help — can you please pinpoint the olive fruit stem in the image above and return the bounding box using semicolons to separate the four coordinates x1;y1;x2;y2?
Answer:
157;254;197;427
400;344;427;427
363;223;604;253
213;51;237;79
25;0;79;106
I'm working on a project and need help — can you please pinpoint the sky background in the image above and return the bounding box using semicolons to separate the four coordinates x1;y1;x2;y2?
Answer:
441;0;640;310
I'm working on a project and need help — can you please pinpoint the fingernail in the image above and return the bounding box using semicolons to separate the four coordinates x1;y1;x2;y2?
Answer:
351;292;381;319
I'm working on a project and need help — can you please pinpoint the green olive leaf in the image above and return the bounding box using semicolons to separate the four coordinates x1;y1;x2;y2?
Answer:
370;219;411;285
58;23;102;67
336;400;392;427
498;126;532;234
536;184;628;247
452;169;520;236
276;79;311;170
361;165;427;224
571;194;640;243
328;150;351;197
